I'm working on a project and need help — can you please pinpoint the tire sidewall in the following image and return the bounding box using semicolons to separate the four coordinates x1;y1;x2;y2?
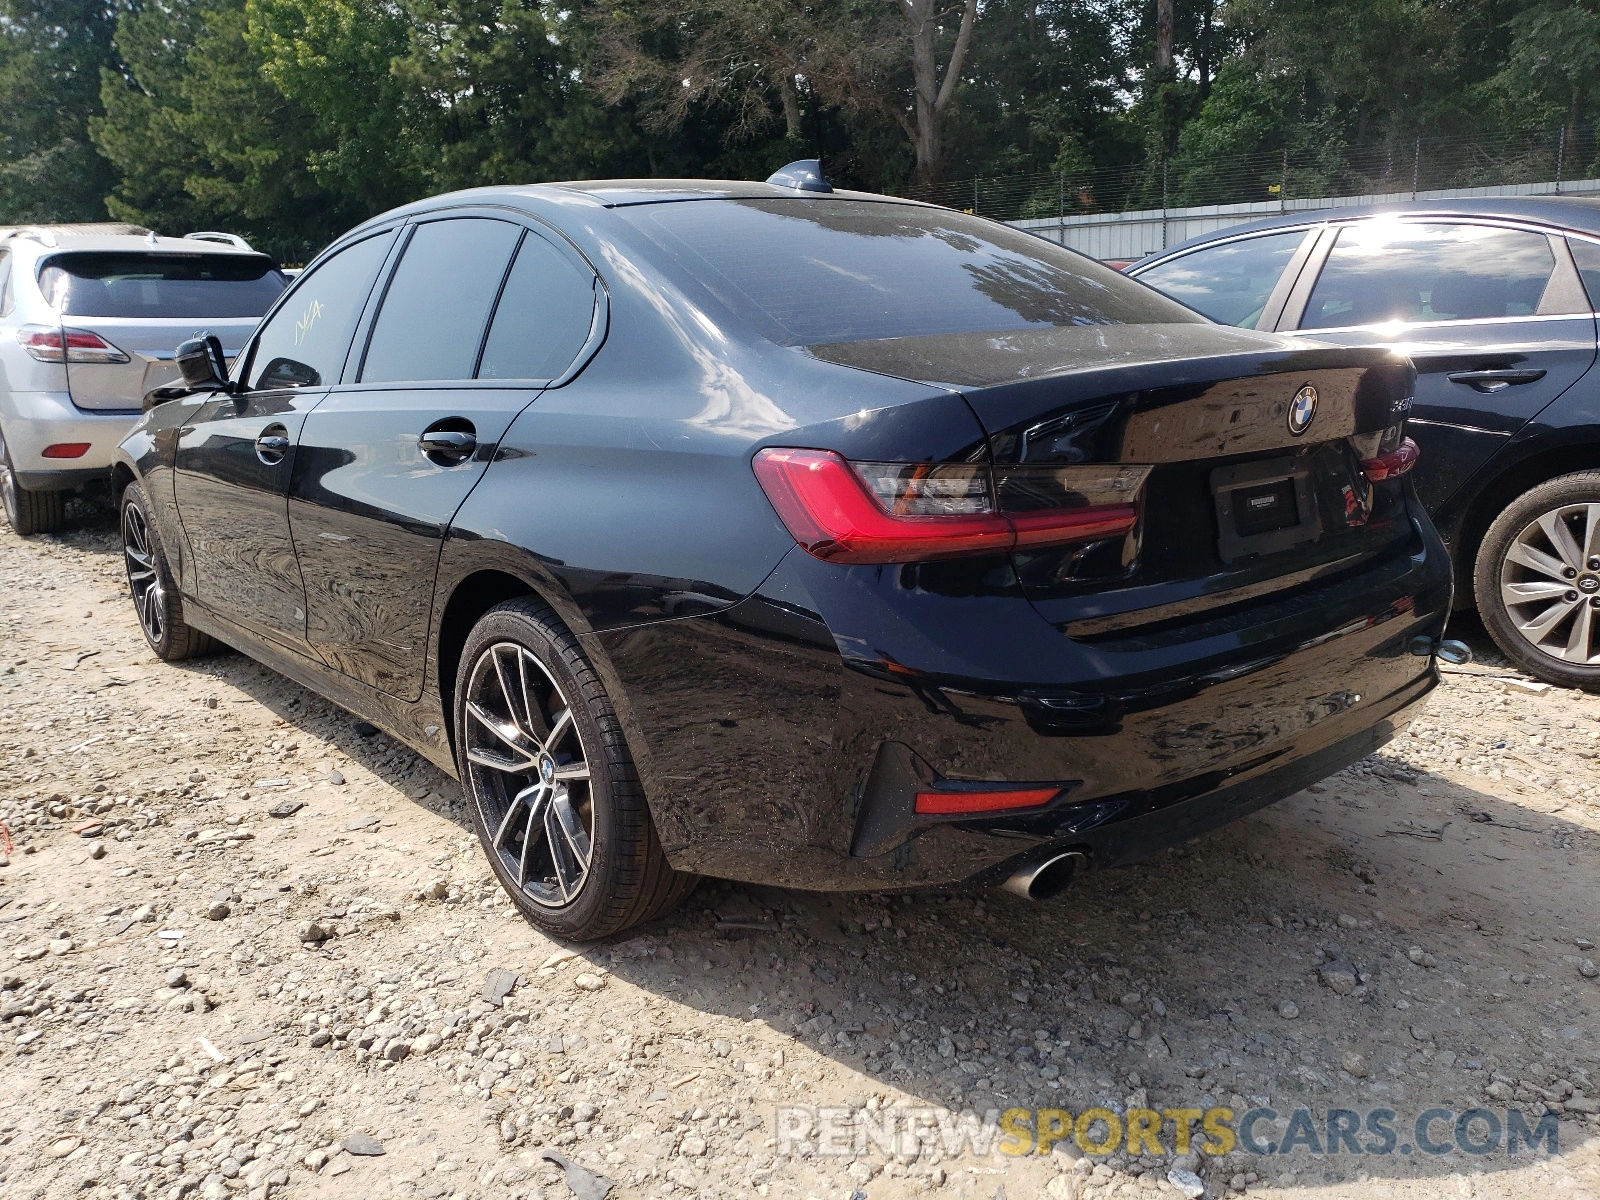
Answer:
453;604;626;937
1475;470;1600;689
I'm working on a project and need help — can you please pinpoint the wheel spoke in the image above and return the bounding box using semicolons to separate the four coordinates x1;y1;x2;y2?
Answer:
1565;602;1596;663
1501;579;1572;606
491;645;529;735
541;707;573;755
465;700;539;763
545;790;590;901
1506;539;1571;582
551;761;590;781
467;743;534;774
1538;510;1584;570
1580;502;1600;569
1515;595;1580;643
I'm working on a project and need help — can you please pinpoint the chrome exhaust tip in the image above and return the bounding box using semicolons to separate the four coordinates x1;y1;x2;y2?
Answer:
1000;850;1086;902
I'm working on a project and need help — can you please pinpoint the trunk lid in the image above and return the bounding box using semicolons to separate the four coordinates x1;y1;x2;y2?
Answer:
808;323;1418;634
63;317;257;411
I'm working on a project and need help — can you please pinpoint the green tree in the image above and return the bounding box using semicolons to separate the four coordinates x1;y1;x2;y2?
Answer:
0;0;121;222
246;0;423;214
94;0;366;260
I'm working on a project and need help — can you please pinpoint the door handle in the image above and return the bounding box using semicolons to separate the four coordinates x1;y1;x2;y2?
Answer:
419;426;477;465
1445;368;1547;393
255;424;290;465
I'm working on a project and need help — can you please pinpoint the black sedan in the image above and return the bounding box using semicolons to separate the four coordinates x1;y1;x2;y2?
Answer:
1131;198;1600;688
115;168;1451;939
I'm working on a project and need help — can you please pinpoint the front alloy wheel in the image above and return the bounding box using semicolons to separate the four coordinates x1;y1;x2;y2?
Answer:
1477;471;1600;688
453;598;695;939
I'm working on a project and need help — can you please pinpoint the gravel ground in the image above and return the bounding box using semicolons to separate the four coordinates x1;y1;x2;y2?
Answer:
2;501;1599;1200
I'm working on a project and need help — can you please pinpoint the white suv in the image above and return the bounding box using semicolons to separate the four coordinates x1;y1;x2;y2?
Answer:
0;223;288;534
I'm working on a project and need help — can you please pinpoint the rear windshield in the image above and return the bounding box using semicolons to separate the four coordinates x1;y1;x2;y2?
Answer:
39;252;287;319
618;198;1200;346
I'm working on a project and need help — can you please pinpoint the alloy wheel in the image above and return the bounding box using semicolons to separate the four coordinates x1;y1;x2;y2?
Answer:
462;641;594;907
122;502;166;645
1498;502;1600;666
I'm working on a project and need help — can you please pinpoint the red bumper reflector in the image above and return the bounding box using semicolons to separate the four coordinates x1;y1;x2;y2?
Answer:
1360;437;1419;483
41;443;91;459
753;447;1138;564
914;787;1060;815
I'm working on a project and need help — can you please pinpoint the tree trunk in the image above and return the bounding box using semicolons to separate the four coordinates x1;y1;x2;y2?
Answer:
1155;0;1174;71
779;72;804;144
897;0;977;186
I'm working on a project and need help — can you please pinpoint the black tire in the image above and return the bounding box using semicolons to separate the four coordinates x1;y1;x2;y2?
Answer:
453;597;696;940
121;481;218;661
1475;470;1600;689
0;440;64;535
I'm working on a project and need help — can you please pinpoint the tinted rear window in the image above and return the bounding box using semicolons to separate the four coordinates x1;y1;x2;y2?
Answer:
619;198;1199;346
39;252;287;319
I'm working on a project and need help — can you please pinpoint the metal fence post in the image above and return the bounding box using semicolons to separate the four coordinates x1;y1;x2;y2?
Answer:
1556;125;1566;195
973;178;979;216
1161;158;1169;250
1411;138;1420;199
1280;148;1288;213
1058;172;1065;246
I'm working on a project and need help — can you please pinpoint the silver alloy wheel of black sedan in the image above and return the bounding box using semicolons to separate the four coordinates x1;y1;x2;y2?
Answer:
1498;502;1600;666
123;501;166;645
462;641;595;907
1477;471;1600;688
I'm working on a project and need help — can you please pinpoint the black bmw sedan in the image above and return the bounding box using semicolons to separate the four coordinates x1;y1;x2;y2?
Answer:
115;171;1451;939
1130;198;1600;688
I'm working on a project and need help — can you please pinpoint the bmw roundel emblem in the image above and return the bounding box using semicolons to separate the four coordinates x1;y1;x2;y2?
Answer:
1288;384;1319;436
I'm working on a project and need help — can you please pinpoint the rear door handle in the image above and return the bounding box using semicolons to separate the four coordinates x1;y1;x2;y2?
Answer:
255;424;291;465
419;425;476;465
1445;368;1547;392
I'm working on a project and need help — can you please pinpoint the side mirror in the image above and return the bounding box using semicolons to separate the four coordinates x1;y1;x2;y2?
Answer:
175;333;229;390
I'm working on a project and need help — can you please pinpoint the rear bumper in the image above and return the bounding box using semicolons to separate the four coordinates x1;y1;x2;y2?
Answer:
590;506;1452;892
0;389;134;486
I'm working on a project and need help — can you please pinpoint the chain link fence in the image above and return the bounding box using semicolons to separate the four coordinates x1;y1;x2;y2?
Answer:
901;126;1600;227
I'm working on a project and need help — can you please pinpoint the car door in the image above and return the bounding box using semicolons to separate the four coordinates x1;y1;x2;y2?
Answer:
289;215;600;700
171;230;397;649
1282;218;1599;516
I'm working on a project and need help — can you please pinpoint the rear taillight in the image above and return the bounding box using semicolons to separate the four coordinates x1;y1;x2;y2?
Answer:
18;325;131;364
752;447;1148;564
1361;436;1419;483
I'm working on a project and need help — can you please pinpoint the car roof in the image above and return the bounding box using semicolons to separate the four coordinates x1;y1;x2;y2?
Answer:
1139;195;1600;266
342;179;936;235
0;225;266;257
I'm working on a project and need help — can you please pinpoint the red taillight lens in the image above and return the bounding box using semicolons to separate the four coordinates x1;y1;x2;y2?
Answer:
1361;436;1419;483
752;448;1144;565
18;325;130;364
41;443;90;459
914;786;1061;815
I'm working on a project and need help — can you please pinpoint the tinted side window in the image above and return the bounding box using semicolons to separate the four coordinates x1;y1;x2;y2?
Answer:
477;233;596;380
1136;230;1307;327
360;218;521;383
1568;238;1600;311
247;233;393;390
1301;222;1556;329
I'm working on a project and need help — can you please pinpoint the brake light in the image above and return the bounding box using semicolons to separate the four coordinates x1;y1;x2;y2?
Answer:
18;325;131;364
753;448;1146;564
41;443;90;459
1361;436;1419;482
914;786;1061;815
